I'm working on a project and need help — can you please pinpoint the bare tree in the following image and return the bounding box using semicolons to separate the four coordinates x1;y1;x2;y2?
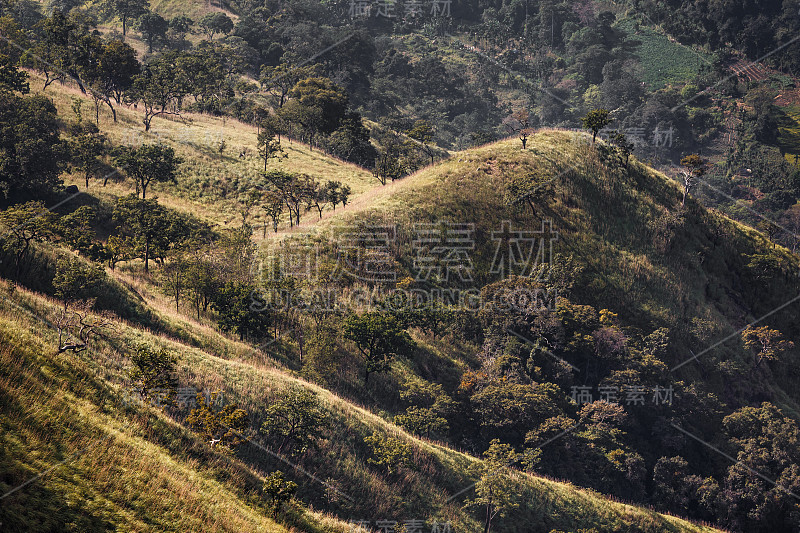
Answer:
679;154;707;207
56;301;115;353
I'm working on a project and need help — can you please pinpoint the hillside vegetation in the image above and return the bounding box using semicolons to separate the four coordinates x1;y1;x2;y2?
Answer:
0;76;735;530
2;1;800;529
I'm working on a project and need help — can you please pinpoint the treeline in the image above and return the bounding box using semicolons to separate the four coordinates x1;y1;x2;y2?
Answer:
630;0;800;75
0;2;384;168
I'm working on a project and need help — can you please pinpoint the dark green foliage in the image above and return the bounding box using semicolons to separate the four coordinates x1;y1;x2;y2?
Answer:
609;131;634;168
0;93;64;199
112;194;170;272
131;51;191;130
718;403;800;532
343;312;415;383
52;253;104;309
211;280;270;340
323;111;377;167
280;77;348;148
0;50;29;94
69;122;107;188
128;345;178;404
652;456;715;517
115;143;182;198
260;383;327;456
58;205;97;256
634;0;800;76
104;0;149;36
322;180;350;210
0;201;58;273
136;12;168;52
262;471;297;519
198;12;233;40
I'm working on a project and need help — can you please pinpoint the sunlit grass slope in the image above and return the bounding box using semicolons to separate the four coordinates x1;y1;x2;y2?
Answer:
306;130;800;411
29;70;375;231
0;274;723;532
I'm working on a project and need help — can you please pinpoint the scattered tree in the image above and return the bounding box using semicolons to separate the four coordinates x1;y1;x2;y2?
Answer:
343;312;415;383
466;439;520;533
260;384;327;456
262;471;297;519
260;189;284;236
259;63;321;109
55;301;114;353
186;391;249;450
131;51;191;131
406;119;436;164
394;406;448;437
128;345;178;404
363;431;412;475
69;122;107;188
52;254;103;311
211;280;271;340
504;110;534;149
198;12;233;40
112;194;171;272
581;108;611;144
609;131;634;168
115;143;182;199
281;77;348;149
0;201;58;275
679;154;707;207
741;325;794;369
105;0;149;37
257;127;286;172
136;12;168;52
0;93;64;198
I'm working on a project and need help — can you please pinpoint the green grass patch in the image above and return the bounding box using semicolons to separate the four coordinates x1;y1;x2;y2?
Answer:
617;19;711;90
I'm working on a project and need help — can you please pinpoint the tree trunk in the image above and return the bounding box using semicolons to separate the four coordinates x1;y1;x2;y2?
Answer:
106;99;117;122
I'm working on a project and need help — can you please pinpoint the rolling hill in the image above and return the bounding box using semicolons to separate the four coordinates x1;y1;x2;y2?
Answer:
0;74;747;531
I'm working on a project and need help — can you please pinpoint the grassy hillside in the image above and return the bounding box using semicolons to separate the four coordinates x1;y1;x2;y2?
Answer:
0;277;723;533
278;128;800;429
9;64;800;530
33;71;375;232
0;76;735;530
313;128;797;336
0;285;344;532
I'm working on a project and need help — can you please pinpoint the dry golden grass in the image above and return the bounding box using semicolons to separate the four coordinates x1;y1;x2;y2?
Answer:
0;269;725;532
27;69;376;233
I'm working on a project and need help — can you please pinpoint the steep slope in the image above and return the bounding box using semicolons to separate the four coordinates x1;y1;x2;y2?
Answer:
307;130;800;412
5;79;791;531
0;279;723;532
30;69;375;232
